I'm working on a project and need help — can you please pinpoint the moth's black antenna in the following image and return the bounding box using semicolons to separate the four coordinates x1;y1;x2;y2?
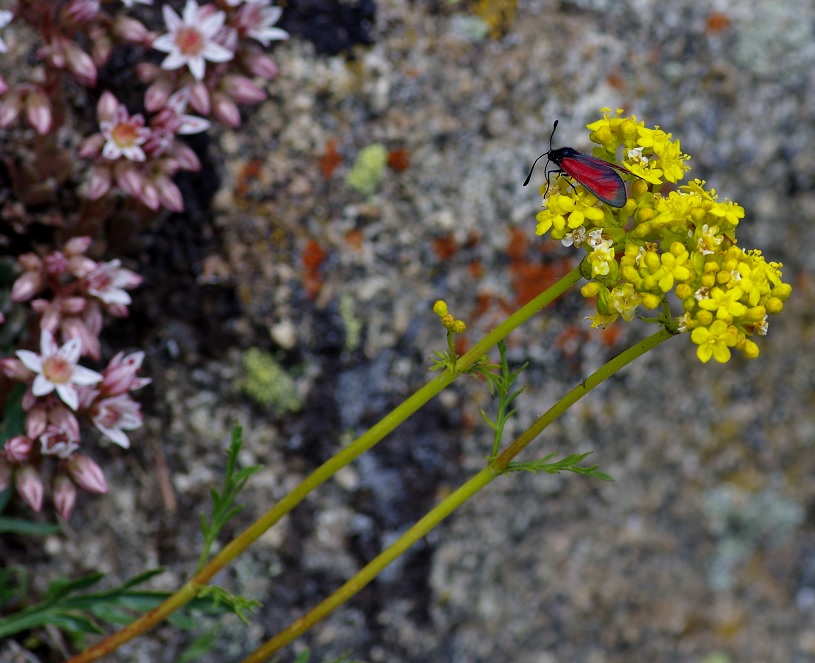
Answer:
523;119;560;187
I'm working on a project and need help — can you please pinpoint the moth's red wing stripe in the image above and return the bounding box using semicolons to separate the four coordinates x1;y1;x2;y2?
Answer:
559;154;627;208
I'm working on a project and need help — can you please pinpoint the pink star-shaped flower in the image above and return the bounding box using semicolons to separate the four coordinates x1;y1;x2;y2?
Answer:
152;0;233;81
16;330;103;411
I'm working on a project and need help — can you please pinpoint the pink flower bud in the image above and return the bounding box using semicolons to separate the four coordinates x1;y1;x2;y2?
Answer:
154;174;184;212
0;76;7;96
16;465;44;511
0;357;33;381
222;75;266;105
26;407;48;439
59;297;87;315
97;91;119;123
136;62;161;83
11;270;45;302
2;436;33;464
64;40;97;87
244;51;280;80
170;143;201;172
188;81;210;115
87;165;112;200
44;251;68;276
50;405;81;441
38;303;61;333
61;0;101;24
66;454;108;494
62;316;101;361
139;180;160;211
53;473;77;520
114;162;144;198
79;133;104;159
25;88;52;135
106;303;129;318
64;235;93;256
18;253;43;271
0;93;22;127
145;79;173;113
92;34;112;67
212;93;241;128
113;16;148;43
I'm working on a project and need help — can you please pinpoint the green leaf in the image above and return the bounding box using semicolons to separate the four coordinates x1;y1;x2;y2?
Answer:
0;384;26;446
508;451;614;482
0;517;61;536
176;628;221;663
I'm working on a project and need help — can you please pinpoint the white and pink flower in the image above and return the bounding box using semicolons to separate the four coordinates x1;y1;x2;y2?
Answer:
152;0;234;81
91;393;144;448
100;104;151;162
16;330;103;411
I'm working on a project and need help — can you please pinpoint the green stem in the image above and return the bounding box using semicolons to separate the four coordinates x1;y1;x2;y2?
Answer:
241;327;676;662
67;267;583;663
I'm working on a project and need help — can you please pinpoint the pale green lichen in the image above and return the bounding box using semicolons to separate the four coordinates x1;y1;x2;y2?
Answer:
240;348;301;415
346;144;388;195
339;293;362;352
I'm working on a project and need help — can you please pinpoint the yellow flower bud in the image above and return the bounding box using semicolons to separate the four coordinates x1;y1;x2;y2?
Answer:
742;339;760;359
696;310;713;326
642;251;660;272
716;271;730;285
620;119;639;145
452;320;467;334
701;274;716;288
631;178;650;199
441;313;454;329
766;297;784;314
746;306;766;321
690;208;706;225
641;293;662;309
433;300;448;317
675;283;693;301
635;206;655;224
581;281;601;298
774;283;792;301
591;126;614;149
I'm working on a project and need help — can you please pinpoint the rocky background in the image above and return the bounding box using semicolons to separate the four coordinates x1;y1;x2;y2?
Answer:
4;0;815;662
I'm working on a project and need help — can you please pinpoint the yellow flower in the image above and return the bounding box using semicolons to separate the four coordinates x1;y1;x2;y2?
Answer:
691;319;739;363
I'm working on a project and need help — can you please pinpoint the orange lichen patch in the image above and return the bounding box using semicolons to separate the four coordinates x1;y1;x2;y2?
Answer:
235;159;264;198
509;257;573;307
387;148;411;172
302;239;327;299
472;291;493;320
606;70;626;91
344;228;365;252
506;227;529;262
555;325;585;356
468;260;484;279
706;12;731;34
433;233;458;259
318;138;342;178
600;323;622;347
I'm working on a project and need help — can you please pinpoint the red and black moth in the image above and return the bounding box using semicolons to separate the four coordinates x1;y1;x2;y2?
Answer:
523;120;636;208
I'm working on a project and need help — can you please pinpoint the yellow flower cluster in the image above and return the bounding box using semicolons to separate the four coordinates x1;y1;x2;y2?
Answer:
534;108;792;363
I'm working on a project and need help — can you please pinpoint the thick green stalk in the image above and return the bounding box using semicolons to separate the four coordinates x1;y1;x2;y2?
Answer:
67;267;583;663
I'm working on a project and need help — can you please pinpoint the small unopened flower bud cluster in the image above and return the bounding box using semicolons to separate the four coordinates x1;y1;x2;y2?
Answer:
534;108;792;363
433;300;467;334
0;238;150;519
